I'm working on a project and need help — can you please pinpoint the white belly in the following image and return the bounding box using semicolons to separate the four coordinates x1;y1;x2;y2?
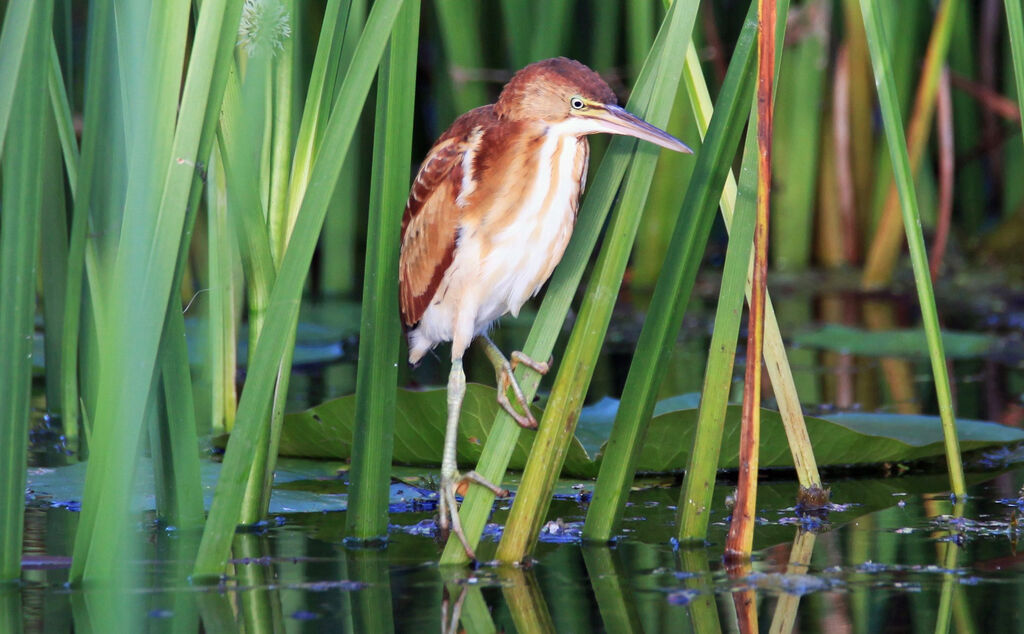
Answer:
408;131;586;362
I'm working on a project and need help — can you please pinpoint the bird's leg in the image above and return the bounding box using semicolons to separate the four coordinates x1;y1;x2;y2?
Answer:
439;358;509;560
480;334;550;429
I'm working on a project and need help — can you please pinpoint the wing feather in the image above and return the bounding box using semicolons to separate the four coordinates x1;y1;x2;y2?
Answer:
399;107;491;326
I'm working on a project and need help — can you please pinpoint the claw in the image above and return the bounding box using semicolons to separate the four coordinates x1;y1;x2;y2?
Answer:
510;351;552;375
439;470;509;560
480;336;553;429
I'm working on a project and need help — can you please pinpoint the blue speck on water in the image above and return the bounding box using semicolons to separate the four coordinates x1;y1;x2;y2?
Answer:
666;589;700;605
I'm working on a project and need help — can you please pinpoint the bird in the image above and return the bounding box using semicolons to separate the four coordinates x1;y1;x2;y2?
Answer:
399;57;692;558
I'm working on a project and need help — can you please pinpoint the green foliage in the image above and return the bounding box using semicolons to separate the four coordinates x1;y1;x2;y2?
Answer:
859;0;964;496
3;0;1022;583
0;0;51;583
193;0;408;578
346;0;419;540
273;386;1023;475
277;384;591;476
793;324;998;358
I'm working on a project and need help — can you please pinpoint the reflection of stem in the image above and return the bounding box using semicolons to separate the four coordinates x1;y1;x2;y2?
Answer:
1;587;21;634
933;500;964;634
677;547;721;634
349;548;395;634
441;584;467;634
583;545;643;632
233;533;284;634
197;591;238;631
731;573;759;634
500;567;556;634
768;530;817;634
933;501;962;634
441;578;495;634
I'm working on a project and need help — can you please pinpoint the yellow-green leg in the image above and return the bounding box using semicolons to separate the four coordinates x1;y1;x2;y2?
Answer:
440;358;508;559
480;334;550;428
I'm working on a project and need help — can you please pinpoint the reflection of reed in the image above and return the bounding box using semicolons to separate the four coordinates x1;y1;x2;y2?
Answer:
726;559;758;634
499;567;556;634
349;548;394;633
20;505;46;632
818;292;857;409
676;547;721;633
233;533;286;634
197;590;238;632
582;545;643;633
1;587;21;634
931;500;965;634
441;582;496;634
767;529;816;634
155;527;201;633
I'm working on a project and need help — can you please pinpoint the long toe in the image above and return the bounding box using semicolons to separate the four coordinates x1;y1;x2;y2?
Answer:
497;371;538;428
439;474;477;560
511;350;552;375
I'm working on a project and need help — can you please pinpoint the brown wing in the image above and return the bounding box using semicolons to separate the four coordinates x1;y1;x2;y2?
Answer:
399;106;492;327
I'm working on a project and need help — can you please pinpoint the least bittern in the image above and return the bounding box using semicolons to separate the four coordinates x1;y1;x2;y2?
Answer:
399;57;691;558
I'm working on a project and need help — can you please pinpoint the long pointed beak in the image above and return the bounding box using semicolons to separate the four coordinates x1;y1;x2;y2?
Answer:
586;104;693;153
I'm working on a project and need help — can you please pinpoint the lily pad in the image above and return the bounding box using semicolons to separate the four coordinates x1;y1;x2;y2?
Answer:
792;324;997;358
279;386;1024;477
279;384;596;477
24;457;436;515
620;403;1024;472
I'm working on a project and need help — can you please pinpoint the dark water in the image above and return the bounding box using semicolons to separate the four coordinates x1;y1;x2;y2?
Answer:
13;471;1024;632
11;277;1024;632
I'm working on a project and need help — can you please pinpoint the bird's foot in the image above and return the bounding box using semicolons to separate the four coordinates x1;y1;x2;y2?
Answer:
495;351;553;429
510;350;552;375
439;470;509;560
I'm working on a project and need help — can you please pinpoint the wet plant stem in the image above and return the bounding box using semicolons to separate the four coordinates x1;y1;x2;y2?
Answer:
857;0;964;497
726;0;775;561
494;0;696;564
345;0;419;542
440;1;698;565
584;0;761;545
193;0;407;578
0;0;50;582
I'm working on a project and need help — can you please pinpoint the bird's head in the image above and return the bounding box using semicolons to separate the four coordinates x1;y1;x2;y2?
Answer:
494;57;692;154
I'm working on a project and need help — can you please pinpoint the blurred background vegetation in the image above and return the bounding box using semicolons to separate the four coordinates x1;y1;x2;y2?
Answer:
2;0;1023;588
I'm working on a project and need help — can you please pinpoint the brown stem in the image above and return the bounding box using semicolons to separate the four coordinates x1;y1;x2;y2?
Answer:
930;69;954;280
726;0;775;561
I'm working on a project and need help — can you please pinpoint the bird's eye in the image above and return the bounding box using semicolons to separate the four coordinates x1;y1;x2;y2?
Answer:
570;97;585;110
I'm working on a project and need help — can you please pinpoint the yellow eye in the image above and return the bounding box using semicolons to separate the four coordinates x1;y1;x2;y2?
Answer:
570;97;585;110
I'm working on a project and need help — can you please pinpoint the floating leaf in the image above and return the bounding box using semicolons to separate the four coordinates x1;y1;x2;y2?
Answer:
278;384;596;477
792;324;997;358
278;387;1024;477
24;458;434;515
618;403;1024;472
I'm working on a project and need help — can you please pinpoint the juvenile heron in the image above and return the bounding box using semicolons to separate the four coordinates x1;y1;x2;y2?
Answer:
399;57;692;557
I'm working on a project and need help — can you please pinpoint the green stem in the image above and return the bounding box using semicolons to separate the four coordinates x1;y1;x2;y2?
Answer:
1004;0;1024;141
193;0;407;578
582;0;762;544
346;0;419;541
858;0;964;496
0;0;51;582
440;0;684;565
495;0;696;563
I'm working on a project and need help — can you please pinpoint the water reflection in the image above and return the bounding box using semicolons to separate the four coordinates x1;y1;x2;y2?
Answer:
10;481;1022;632
15;280;1024;631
